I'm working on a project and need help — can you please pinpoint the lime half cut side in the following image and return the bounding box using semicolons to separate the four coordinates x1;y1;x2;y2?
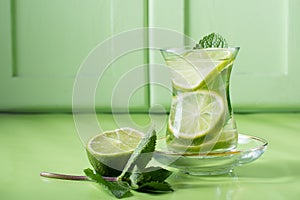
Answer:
86;127;144;177
167;91;225;146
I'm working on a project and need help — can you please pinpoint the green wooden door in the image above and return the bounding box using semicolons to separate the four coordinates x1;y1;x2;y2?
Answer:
1;0;300;112
0;0;149;112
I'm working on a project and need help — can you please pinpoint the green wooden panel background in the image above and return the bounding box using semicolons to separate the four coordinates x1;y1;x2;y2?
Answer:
149;0;300;112
0;0;149;112
1;0;300;112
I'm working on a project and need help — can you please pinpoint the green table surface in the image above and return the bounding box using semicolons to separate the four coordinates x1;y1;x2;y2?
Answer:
1;113;300;200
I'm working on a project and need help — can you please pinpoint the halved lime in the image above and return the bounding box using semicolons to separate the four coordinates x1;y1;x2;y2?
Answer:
166;50;233;91
86;127;144;177
167;91;225;146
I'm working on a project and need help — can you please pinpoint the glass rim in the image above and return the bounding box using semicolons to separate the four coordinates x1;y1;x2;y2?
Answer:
161;46;240;53
160;46;240;60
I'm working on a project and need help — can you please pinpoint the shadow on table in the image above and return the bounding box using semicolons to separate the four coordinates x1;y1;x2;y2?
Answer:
169;159;300;189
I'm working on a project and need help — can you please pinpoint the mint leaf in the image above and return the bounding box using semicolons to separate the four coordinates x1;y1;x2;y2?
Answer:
196;33;228;48
130;166;173;186
118;129;157;179
136;182;174;193
118;129;174;194
84;168;131;198
128;166;173;193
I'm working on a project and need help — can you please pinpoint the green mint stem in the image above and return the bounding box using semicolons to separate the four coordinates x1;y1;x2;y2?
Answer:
40;171;118;182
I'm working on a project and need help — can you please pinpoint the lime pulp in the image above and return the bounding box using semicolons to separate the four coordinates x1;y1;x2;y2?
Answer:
86;127;144;177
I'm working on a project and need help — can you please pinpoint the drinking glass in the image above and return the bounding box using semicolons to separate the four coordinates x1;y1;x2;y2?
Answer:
161;47;240;153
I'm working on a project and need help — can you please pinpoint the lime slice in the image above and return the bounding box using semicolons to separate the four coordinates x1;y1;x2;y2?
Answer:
166;50;232;91
167;129;238;153
167;91;225;146
86;127;144;177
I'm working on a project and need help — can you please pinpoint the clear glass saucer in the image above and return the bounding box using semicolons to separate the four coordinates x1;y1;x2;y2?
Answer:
153;134;268;176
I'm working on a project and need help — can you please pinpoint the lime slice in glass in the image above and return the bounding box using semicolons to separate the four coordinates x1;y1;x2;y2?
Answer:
166;50;232;91
86;127;144;177
167;91;225;146
167;129;238;153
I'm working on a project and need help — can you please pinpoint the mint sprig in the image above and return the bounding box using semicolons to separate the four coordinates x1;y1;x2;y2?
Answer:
195;33;228;49
84;129;173;198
